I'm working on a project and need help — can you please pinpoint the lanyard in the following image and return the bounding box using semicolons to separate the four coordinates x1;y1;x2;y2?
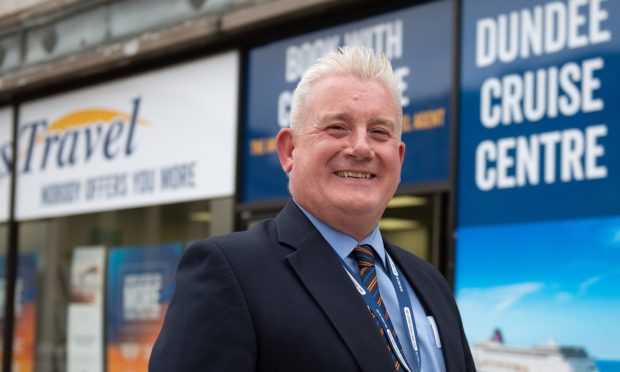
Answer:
337;251;422;372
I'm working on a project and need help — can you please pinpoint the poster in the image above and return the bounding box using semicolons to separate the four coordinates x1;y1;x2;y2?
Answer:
456;217;620;371
456;0;620;370
67;246;106;372
0;253;38;372
243;0;453;202
106;243;182;372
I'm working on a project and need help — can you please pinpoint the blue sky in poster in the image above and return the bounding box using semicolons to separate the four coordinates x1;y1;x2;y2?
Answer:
455;215;620;361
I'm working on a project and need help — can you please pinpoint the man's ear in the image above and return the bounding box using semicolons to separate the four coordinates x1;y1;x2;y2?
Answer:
276;128;295;173
399;141;406;165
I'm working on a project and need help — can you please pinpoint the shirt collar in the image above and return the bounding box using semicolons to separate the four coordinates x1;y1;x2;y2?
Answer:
293;199;387;268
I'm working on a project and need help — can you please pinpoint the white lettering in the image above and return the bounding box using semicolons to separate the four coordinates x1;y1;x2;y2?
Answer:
475;0;612;67
476;18;496;67
520;6;543;59
568;0;589;49
498;13;519;63
476;140;497;191
285;36;340;83
585;124;607;179
479;57;604;126
343;20;403;59
582;57;604;112
278;90;293;128
394;66;410;107
480;78;501;128
123;273;162;321
497;137;516;189
545;2;567;54
475;125;607;190
590;0;612;44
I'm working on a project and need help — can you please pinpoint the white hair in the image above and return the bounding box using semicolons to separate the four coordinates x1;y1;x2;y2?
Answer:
289;46;403;137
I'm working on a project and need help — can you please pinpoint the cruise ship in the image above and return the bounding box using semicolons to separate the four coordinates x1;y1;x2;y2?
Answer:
472;330;599;372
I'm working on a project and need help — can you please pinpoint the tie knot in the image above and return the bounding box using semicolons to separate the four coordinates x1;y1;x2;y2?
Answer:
353;244;376;269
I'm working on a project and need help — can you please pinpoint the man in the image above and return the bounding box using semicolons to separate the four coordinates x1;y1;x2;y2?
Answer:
149;47;475;372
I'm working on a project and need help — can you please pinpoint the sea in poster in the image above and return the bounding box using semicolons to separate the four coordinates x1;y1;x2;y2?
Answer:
455;215;620;371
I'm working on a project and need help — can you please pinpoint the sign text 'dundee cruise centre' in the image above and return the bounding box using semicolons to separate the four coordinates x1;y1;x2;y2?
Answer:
13;52;238;220
456;0;620;367
458;0;619;225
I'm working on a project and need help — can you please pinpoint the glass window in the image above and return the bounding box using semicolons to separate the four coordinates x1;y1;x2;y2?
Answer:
239;193;438;264
17;197;233;372
380;194;434;262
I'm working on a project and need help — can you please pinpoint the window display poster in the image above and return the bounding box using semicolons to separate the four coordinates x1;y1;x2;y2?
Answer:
106;243;182;372
455;216;620;371
67;246;106;372
243;0;453;202
458;0;620;226
456;0;620;370
0;253;38;372
0;108;12;223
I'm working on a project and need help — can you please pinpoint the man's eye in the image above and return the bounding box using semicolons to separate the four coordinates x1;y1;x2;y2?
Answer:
370;129;390;138
326;125;347;133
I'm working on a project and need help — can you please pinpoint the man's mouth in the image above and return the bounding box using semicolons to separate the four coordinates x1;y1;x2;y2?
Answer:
334;171;375;179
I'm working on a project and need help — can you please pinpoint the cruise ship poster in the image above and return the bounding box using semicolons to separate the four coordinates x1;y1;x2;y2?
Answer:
455;216;620;372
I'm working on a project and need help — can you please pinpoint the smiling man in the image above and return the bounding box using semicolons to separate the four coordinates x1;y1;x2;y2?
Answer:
150;47;475;372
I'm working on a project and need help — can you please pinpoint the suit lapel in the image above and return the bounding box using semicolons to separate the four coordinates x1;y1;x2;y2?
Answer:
276;201;396;372
386;243;463;372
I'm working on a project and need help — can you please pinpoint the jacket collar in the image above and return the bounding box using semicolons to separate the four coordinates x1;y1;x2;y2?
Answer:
386;242;464;372
275;200;397;372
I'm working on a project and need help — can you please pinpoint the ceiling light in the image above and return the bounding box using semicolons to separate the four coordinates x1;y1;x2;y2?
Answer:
189;211;211;222
388;196;427;208
379;218;420;231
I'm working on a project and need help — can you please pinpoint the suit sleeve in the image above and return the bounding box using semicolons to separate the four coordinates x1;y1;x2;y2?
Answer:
149;240;257;371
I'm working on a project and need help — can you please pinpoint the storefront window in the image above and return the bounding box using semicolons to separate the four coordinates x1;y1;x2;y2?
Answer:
17;197;233;372
380;194;434;262
240;193;437;265
0;223;7;357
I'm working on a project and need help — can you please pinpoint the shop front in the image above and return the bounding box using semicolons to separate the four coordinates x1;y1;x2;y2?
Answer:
1;51;239;372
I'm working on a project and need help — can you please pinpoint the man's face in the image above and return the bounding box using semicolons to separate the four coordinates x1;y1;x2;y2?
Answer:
277;73;405;238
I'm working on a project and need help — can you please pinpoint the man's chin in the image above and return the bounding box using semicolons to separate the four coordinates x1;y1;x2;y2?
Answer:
332;197;384;215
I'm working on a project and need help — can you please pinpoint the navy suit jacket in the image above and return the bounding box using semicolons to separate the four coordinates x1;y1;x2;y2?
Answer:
149;200;475;371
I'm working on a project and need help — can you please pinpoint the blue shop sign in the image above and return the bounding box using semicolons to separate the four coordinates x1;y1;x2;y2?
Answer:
243;0;453;202
458;0;620;226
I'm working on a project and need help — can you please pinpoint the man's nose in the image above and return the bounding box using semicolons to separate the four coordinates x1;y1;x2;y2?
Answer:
345;130;372;159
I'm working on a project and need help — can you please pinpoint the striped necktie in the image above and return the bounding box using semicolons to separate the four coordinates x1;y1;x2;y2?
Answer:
353;244;405;372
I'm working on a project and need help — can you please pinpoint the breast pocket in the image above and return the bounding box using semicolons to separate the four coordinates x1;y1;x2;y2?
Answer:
426;316;442;349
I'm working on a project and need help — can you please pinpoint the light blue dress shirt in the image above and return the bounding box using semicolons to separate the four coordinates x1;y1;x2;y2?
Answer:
295;202;447;372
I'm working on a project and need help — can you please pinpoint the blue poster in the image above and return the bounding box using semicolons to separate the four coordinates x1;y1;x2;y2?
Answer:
458;0;620;226
457;0;620;370
243;0;453;202
455;216;620;370
0;253;38;372
106;243;182;372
